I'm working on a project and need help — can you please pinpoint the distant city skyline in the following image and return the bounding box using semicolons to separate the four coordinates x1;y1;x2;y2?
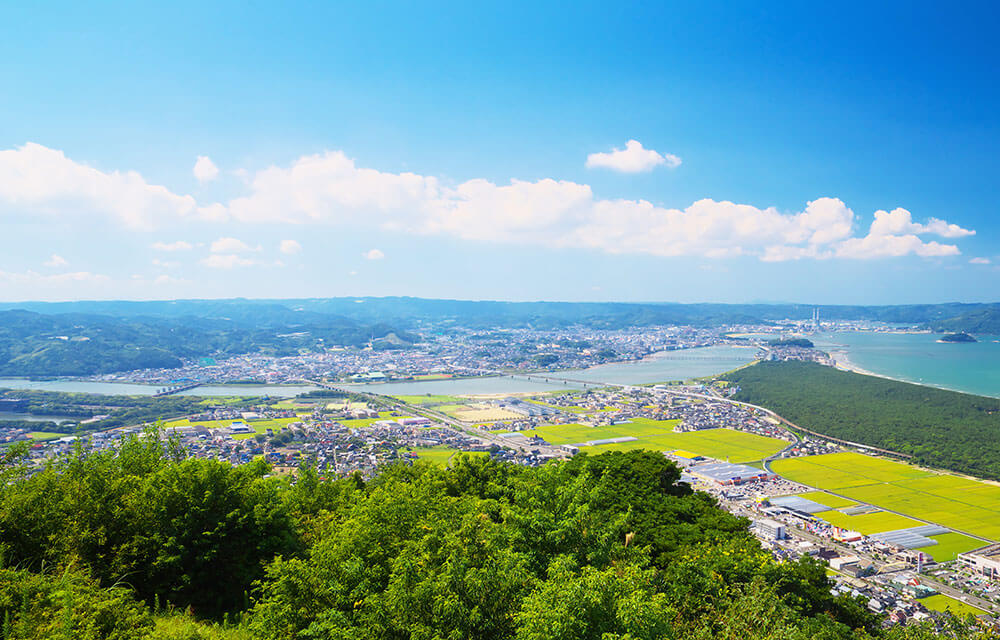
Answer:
2;1;999;304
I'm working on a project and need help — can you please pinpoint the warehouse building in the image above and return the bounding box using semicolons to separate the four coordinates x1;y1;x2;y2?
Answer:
958;544;1000;579
689;461;776;485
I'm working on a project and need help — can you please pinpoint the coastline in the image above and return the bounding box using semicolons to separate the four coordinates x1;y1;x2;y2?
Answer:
827;349;880;378
826;348;1000;399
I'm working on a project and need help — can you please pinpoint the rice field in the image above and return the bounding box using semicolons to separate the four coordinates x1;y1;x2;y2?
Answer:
916;532;983;562
27;431;64;441
518;419;786;463
815;509;922;535
413;447;489;465
794;491;857;509
773;452;1000;541
918;594;985;616
163;416;303;441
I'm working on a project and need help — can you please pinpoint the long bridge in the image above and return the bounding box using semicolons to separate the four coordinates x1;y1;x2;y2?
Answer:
152;382;202;397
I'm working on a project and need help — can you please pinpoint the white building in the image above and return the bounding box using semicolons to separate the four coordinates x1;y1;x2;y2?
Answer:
958;544;1000;579
753;518;786;540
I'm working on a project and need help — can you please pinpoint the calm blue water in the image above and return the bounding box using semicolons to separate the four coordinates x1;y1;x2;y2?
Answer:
0;379;318;397
0;345;756;397
813;332;1000;398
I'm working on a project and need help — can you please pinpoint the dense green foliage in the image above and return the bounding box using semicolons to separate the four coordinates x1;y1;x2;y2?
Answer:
0;437;296;619
0;436;984;639
939;332;977;343
0;389;255;433
768;338;815;348
724;361;1000;479
933;305;1000;334
0;310;413;376
0;565;154;639
247;453;880;640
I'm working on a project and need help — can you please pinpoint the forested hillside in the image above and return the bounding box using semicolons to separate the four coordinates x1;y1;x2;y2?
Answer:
933;305;1000;334
0;435;952;640
723;361;1000;480
0;310;413;376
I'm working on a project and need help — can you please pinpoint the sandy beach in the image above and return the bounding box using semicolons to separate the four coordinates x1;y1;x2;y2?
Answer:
827;349;881;377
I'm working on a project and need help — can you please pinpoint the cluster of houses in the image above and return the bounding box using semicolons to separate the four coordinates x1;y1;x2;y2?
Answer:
83;324;737;387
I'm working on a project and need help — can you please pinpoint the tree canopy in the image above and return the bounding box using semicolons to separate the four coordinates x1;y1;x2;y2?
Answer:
0;434;980;639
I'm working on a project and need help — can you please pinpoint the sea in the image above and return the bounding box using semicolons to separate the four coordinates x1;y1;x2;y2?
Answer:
812;331;1000;399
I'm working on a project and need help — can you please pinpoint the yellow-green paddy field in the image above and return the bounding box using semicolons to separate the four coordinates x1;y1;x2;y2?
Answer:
775;452;998;557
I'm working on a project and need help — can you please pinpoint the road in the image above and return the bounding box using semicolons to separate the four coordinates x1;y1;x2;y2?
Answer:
301;379;570;459
401;402;570;459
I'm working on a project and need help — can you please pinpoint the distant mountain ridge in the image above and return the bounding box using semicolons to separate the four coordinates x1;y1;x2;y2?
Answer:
0;297;996;376
931;304;1000;334
0;297;994;329
0;309;414;377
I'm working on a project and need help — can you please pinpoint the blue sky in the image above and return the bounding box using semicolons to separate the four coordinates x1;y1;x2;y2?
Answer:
1;1;998;303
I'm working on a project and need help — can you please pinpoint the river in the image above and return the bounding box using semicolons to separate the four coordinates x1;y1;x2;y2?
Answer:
0;411;79;424
6;334;994;399
0;345;756;398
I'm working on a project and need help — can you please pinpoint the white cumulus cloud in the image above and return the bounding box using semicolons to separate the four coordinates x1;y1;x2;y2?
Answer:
43;254;68;268
363;249;384;260
193;155;220;183
216;152;973;262
210;237;258;253
0;143;219;230
585;140;681;173
869;208;975;239
200;254;256;269
0;143;975;264
227;150;441;224
279;239;302;254
151;240;194;252
969;257;992;265
835;234;960;259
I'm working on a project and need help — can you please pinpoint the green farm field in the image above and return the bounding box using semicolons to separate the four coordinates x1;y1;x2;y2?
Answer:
794;491;856;509
27;431;64;441
412;447;489;465
773;452;1000;541
919;594;985;616
519;419;785;463
815;509;921;535
916;532;983;562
